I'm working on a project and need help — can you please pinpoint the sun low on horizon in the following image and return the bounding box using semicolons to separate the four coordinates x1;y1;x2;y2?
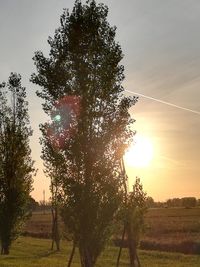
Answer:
124;135;154;168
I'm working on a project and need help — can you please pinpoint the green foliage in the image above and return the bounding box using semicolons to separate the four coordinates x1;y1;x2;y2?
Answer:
0;73;35;254
127;177;147;246
31;0;137;266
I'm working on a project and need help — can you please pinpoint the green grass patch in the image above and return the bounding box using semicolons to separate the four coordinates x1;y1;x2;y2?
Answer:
0;237;200;267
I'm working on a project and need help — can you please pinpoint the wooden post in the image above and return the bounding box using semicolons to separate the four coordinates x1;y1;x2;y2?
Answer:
67;242;76;267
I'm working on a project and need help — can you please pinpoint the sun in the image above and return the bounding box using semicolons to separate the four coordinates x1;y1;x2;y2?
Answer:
124;135;153;168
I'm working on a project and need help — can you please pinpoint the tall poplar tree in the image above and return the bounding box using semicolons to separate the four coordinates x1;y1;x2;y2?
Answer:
31;1;137;266
0;73;35;255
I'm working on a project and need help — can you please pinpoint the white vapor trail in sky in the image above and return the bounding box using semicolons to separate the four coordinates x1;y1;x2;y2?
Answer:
125;90;200;116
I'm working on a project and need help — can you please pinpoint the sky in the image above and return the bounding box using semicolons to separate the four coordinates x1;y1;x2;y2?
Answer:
0;0;200;201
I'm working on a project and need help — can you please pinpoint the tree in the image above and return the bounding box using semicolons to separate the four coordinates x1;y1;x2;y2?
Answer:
31;1;137;266
27;196;39;212
41;136;63;251
117;176;147;267
145;196;154;208
166;198;182;207
39;98;75;251
126;177;147;267
0;73;35;255
182;197;197;208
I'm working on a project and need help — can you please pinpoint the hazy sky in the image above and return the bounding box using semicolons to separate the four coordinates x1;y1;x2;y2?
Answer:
0;0;200;201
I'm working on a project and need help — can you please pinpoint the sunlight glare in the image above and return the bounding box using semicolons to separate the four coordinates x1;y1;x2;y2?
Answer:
124;135;153;168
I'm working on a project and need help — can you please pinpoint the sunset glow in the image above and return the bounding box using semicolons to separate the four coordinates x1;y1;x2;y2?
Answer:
124;135;153;168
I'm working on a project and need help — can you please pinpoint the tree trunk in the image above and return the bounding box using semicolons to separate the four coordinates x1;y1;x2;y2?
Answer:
51;206;60;251
116;223;126;267
127;225;138;267
51;208;55;250
54;206;60;251
128;237;137;267
1;243;10;255
79;247;95;267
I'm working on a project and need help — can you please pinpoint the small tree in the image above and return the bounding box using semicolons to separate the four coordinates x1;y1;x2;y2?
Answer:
117;175;147;267
126;177;147;267
31;1;137;266
40;129;64;251
0;73;35;255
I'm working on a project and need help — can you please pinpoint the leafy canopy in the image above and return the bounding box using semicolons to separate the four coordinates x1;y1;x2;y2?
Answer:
31;0;137;265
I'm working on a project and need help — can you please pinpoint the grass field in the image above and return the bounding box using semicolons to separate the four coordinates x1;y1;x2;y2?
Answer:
0;237;200;267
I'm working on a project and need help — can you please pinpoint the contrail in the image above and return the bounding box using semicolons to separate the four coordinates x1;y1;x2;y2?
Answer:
124;89;200;116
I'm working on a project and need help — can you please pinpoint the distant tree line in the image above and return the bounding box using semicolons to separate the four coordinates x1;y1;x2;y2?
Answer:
145;196;200;208
166;197;198;208
31;195;200;211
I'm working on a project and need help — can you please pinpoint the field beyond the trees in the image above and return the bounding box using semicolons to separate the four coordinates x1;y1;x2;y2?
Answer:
24;207;200;254
141;207;200;254
0;237;200;267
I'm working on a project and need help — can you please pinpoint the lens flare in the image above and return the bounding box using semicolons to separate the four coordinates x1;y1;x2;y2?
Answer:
46;95;81;149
